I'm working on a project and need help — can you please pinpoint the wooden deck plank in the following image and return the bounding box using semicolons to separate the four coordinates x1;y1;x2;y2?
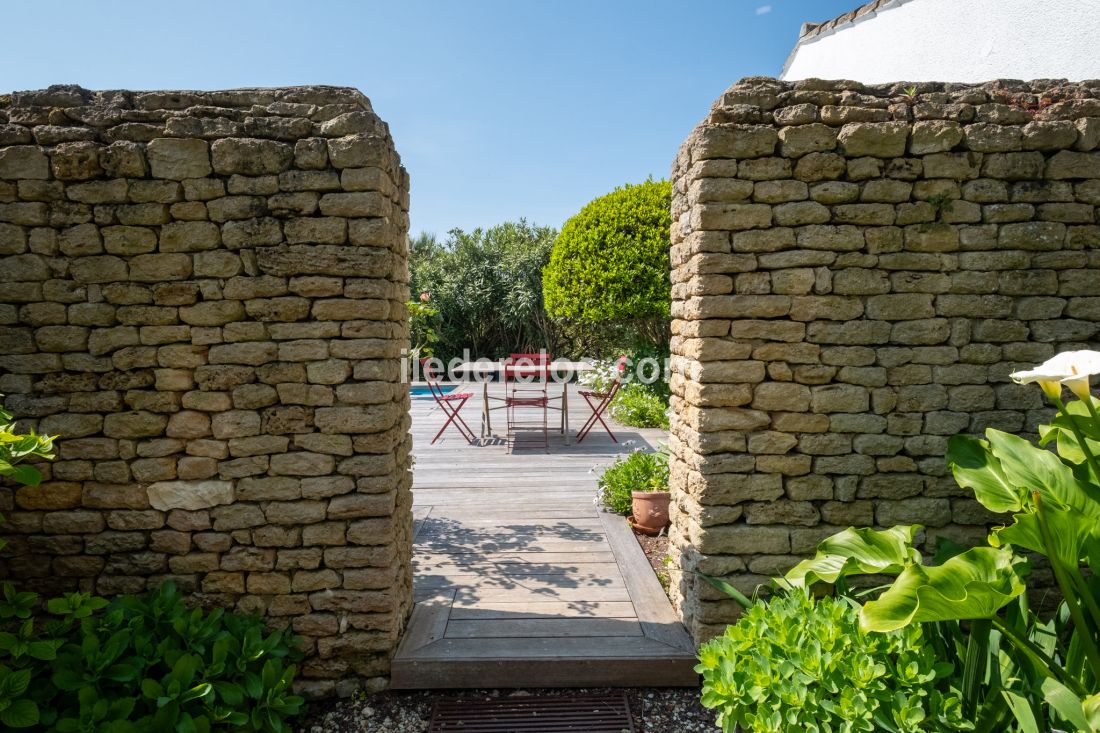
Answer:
414;552;618;567
400;635;681;660
392;394;697;689
444;618;644;639
600;511;697;654
448;601;638;620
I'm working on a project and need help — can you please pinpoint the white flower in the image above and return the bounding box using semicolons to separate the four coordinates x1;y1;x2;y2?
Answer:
1011;350;1100;400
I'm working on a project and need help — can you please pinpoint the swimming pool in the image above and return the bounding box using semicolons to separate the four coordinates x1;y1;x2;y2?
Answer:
410;384;457;398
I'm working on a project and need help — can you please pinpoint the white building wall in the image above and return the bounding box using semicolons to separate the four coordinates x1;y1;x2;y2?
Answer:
782;0;1100;83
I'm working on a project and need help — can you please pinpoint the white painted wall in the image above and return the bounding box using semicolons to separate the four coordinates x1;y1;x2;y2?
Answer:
782;0;1100;83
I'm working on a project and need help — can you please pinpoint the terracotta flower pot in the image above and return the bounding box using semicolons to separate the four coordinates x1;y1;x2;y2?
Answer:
631;491;670;535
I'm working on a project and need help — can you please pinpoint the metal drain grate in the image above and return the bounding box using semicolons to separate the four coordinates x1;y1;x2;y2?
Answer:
428;693;635;732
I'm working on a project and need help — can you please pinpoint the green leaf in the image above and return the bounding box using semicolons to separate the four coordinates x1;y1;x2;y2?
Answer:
140;678;163;699
785;525;922;587
26;639;60;661
1083;691;1100;732
696;574;753;608
51;666;85;691
0;698;39;728
988;429;1100;518
1003;691;1040;733
5;464;41;487
861;547;1027;632
213;681;244;706
995;504;1098;568
6;668;31;696
180;682;212;703
1040;677;1092;732
947;434;1023;513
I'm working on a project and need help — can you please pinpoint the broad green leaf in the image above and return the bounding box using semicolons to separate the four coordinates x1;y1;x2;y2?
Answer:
6;668;30;696
785;525;921;587
5;464;41;487
994;504;1099;568
0;698;39;728
947;434;1023;513
988;429;1100;518
861;547;1026;632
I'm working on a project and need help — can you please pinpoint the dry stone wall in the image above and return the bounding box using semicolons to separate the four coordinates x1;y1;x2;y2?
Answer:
669;77;1100;642
0;85;411;695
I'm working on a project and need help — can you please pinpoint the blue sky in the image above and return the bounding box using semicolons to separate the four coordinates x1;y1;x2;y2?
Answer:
3;0;858;236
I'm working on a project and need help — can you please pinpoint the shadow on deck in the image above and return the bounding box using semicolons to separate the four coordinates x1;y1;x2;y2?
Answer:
390;393;697;689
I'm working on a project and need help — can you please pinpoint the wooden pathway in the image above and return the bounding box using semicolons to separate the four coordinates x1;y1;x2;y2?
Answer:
390;385;698;688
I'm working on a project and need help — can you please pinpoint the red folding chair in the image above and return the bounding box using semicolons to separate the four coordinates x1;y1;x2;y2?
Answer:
576;357;627;443
504;355;551;452
422;359;476;444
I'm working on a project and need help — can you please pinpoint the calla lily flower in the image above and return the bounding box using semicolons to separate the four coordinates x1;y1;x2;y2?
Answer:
1011;350;1100;401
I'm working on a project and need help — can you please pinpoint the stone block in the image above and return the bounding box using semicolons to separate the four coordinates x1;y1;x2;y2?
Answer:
211;138;294;175
837;121;908;158
147;138;211;179
147;480;233;511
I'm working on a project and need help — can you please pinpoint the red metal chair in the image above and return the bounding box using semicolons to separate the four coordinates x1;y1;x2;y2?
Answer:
422;359;476;444
508;353;565;436
503;355;551;452
576;357;627;443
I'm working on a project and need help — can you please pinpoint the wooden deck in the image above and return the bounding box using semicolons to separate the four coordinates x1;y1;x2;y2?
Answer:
390;384;698;688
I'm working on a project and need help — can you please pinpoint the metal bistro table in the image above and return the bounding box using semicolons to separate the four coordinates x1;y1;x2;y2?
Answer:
451;360;594;445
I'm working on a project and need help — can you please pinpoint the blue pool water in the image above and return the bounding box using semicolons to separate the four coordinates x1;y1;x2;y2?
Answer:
411;384;457;398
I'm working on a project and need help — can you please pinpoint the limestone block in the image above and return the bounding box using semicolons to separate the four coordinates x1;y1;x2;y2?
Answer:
1022;121;1078;151
211;138;294;175
777;124;836;158
909;120;963;155
693;125;778;160
1046;150;1100;179
147;480;233;512
0;147;51;180
837;121;909;158
147;138;211;180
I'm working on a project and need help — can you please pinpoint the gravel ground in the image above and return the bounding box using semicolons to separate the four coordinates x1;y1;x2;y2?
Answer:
300;687;716;732
300;524;713;732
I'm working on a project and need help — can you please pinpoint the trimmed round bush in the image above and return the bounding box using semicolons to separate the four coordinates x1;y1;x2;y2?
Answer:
542;180;671;349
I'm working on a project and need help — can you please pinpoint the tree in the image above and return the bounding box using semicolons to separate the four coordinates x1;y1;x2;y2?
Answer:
542;180;671;353
408;221;558;360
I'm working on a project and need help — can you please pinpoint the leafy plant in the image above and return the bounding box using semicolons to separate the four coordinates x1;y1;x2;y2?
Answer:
0;397;56;558
927;191;955;219
781;350;1100;731
407;293;441;359
610;383;669;430
697;591;969;733
408;221;558;361
579;357;670;429
0;396;55;488
596;447;669;515
0;582;304;732
543;180;672;353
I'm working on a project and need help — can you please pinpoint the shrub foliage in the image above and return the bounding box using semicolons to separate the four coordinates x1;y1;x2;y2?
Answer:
0;582;302;732
408;222;557;361
543;180;672;352
697;592;966;733
596;448;669;515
